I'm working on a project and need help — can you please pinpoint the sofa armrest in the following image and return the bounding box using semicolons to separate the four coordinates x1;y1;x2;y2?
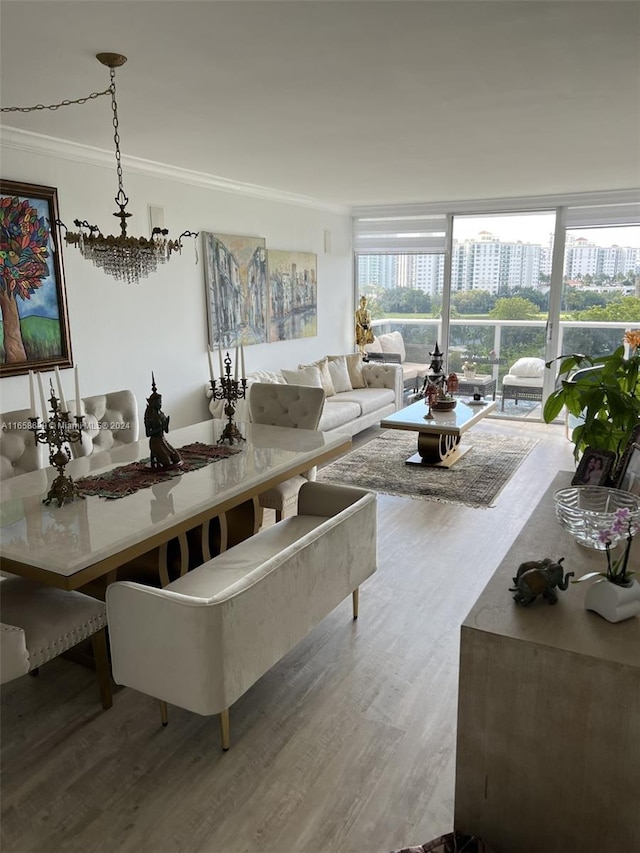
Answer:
362;363;403;410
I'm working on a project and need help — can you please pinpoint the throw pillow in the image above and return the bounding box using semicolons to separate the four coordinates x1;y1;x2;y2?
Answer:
299;357;335;397
281;365;323;388
329;353;366;389
364;336;383;354
327;356;353;393
377;331;406;362
510;357;545;378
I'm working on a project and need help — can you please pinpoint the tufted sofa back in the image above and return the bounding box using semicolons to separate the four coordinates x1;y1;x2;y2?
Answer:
248;384;325;430
75;390;139;456
0;407;45;480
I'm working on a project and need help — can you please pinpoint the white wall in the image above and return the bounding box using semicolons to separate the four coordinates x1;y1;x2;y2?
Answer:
0;140;354;427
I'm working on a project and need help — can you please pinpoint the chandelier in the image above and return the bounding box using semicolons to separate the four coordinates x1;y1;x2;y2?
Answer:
2;53;197;284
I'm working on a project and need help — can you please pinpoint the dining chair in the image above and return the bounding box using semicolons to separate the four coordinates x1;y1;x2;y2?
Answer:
0;575;112;709
74;389;139;456
0;407;45;481
248;383;326;522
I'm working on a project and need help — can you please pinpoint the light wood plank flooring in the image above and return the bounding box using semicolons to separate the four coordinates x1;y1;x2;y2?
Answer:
1;419;575;853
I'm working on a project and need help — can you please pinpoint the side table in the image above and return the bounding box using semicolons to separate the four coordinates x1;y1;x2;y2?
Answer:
455;375;497;400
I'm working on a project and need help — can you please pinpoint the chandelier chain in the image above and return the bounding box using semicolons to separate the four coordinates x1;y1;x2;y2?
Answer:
1;86;113;113
109;67;126;204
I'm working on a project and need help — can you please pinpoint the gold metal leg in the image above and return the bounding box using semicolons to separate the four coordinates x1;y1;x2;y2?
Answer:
352;588;359;620
159;700;168;726
220;708;230;751
90;628;113;710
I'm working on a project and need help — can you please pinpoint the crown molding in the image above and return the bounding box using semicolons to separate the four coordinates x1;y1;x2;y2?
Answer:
0;125;349;215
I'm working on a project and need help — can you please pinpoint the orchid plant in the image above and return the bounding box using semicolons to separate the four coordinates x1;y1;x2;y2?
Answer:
574;507;638;587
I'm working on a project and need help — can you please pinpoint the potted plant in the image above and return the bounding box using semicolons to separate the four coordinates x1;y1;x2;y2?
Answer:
543;331;640;465
574;507;640;622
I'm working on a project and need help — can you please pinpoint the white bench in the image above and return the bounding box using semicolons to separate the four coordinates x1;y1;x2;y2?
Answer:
106;481;377;749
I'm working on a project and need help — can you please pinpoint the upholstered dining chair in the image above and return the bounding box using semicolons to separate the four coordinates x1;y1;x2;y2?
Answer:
0;575;112;709
0;407;45;481
74;389;139;457
248;383;326;522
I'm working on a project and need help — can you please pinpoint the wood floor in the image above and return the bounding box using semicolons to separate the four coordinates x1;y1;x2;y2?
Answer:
1;419;575;853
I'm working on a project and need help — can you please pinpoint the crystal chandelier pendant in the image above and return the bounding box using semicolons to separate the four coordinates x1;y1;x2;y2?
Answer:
59;53;197;284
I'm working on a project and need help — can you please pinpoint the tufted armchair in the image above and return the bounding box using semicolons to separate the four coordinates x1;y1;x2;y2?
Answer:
0;407;45;480
75;389;139;456
248;383;326;522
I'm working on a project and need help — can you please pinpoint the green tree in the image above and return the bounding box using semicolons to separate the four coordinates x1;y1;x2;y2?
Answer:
571;296;640;323
512;287;549;312
489;297;541;320
452;289;495;315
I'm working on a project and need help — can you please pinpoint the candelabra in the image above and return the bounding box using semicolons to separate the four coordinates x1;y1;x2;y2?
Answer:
30;385;85;507
210;351;247;444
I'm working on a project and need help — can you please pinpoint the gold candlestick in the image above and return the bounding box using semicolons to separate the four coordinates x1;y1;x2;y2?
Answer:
31;384;85;507
211;351;247;445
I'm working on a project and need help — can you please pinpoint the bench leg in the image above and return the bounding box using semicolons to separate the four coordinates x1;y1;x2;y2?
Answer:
220;708;230;750
159;700;168;726
91;628;113;710
352;588;359;620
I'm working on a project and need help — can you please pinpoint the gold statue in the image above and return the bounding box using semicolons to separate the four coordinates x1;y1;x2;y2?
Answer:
355;295;374;354
144;374;183;470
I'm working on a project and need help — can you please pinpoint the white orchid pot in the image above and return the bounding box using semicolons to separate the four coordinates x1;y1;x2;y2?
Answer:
584;577;640;623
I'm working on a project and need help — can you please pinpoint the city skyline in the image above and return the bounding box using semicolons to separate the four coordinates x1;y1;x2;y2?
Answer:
453;215;640;249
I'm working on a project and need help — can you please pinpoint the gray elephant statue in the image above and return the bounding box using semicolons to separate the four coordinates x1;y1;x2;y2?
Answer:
509;556;574;606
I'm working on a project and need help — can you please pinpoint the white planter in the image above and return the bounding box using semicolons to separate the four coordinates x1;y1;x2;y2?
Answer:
584;577;640;623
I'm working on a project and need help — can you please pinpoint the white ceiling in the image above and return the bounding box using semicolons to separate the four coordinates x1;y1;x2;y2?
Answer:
2;1;639;209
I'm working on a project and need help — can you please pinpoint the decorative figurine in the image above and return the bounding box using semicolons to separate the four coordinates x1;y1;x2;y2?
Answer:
509;557;574;605
144;374;183;470
355;295;375;355
31;382;85;507
418;343;459;410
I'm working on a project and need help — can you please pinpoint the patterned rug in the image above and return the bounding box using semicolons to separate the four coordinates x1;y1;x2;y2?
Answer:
76;442;243;499
316;430;537;508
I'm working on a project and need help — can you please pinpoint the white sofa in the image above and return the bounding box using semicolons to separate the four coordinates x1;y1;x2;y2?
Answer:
365;331;429;390
208;354;403;437
106;481;377;749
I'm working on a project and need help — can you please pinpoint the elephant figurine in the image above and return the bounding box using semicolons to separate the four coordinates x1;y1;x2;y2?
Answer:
509;557;574;606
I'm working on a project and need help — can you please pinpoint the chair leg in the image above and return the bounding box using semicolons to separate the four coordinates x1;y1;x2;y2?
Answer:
220;708;230;751
275;509;284;523
159;700;169;726
90;628;113;710
352;588;359;619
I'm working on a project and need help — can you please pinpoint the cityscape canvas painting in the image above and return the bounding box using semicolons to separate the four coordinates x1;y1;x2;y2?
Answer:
0;180;73;376
268;250;317;342
203;232;268;348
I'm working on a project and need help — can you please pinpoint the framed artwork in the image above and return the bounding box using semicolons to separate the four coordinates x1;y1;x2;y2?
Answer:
203;233;268;348
0;180;72;376
571;447;616;487
614;424;640;488
267;250;317;342
616;441;640;496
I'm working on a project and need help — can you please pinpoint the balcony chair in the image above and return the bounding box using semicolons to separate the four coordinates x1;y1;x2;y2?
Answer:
248;383;326;522
0;575;112;709
501;357;546;411
0;407;45;481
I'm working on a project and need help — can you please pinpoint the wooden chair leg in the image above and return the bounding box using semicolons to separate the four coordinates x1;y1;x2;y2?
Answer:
220;708;230;751
352;588;359;620
90;628;113;710
159;700;168;726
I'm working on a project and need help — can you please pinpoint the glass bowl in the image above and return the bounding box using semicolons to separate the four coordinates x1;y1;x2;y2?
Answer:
553;486;640;550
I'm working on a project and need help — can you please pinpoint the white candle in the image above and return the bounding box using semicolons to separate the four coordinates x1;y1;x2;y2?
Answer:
36;372;48;421
207;347;215;384
74;366;81;417
234;345;239;380
218;343;224;377
240;344;246;379
54;366;68;411
28;370;36;417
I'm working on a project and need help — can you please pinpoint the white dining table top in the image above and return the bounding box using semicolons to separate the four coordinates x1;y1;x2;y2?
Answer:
0;419;350;587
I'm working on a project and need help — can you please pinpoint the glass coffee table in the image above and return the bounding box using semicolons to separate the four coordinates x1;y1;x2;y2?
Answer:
380;398;497;467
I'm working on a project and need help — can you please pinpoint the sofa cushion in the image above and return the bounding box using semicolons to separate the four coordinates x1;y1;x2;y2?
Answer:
509;357;545;378
364;336;383;354
327;356;353;393
329;387;396;416
330;353;366;389
298;357;335;396
377;331;406;362
319;400;361;431
282;365;323;388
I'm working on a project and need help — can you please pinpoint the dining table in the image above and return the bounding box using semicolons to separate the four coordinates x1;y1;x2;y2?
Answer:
0;418;351;592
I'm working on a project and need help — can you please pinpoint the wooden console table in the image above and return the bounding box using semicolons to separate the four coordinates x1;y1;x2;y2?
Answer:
454;472;640;852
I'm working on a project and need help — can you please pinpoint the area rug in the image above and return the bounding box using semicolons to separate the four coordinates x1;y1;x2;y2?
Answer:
316;431;538;508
